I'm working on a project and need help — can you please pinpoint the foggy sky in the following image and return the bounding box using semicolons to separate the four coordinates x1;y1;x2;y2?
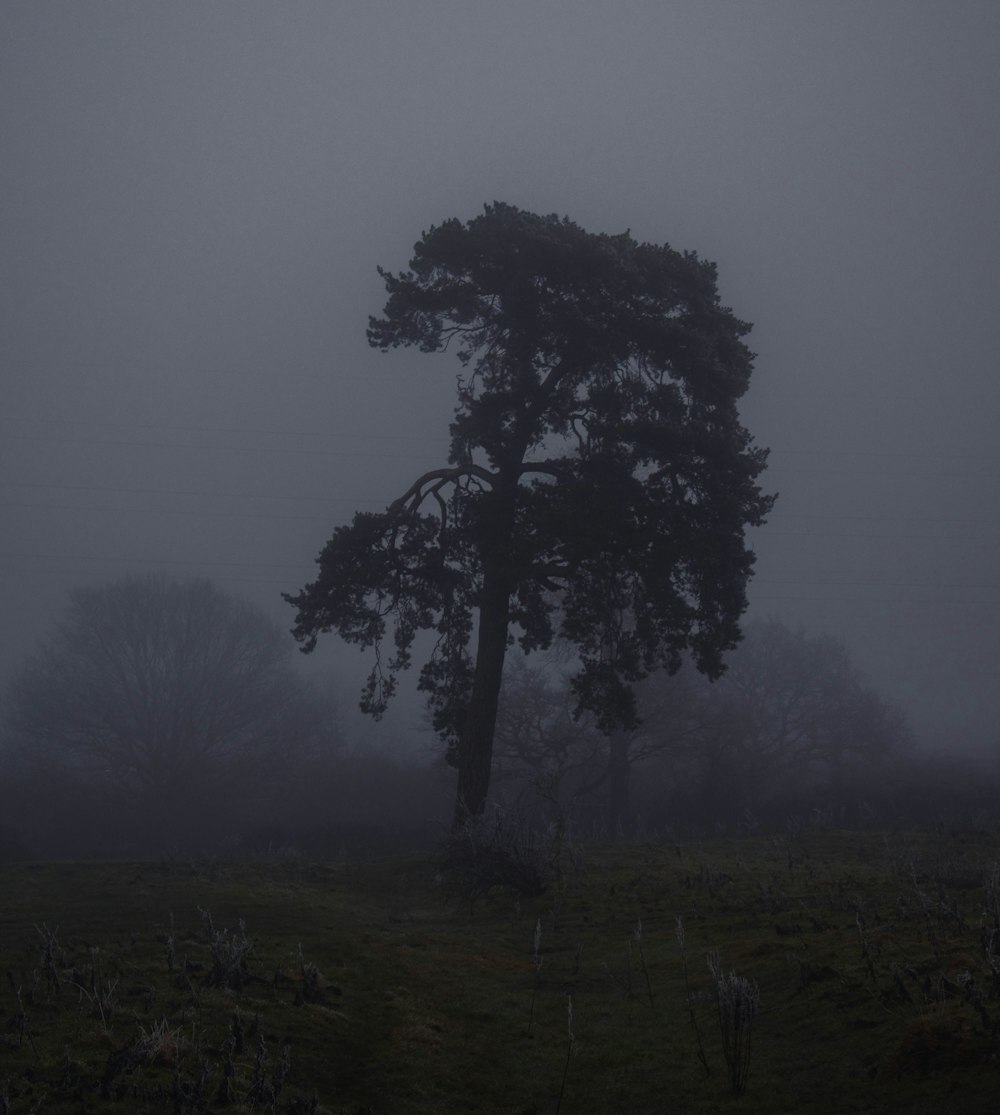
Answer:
3;2;999;753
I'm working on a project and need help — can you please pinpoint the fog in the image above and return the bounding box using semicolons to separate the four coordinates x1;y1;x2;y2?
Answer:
3;1;999;788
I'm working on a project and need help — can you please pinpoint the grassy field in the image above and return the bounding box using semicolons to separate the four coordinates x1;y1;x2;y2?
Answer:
1;828;999;1113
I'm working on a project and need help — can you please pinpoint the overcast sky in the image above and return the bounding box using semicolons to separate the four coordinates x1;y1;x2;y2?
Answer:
3;1;998;752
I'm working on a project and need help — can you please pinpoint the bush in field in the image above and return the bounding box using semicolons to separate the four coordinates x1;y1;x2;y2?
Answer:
439;805;550;899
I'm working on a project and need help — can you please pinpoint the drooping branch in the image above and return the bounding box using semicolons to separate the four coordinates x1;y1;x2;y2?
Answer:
388;464;497;515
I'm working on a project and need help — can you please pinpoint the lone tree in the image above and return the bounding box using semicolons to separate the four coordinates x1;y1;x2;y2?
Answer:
285;203;774;829
8;574;308;809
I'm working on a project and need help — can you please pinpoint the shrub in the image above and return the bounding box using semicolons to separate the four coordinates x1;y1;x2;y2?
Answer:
438;806;550;899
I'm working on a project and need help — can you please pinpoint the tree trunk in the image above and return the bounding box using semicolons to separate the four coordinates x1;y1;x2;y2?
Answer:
452;561;513;831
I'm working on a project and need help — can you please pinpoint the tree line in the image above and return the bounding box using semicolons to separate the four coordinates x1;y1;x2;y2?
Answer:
2;203;991;857
0;574;447;858
0;569;981;861
492;618;912;834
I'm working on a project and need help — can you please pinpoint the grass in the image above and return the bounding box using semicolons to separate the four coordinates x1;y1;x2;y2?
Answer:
1;828;1000;1112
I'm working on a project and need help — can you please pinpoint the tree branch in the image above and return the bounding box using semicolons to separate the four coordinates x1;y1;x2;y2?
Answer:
388;464;497;514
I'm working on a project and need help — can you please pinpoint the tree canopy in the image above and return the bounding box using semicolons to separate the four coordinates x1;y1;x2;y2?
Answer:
285;202;774;827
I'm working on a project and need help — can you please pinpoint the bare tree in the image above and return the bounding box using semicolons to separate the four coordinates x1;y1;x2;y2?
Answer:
675;618;912;823
492;620;911;833
493;646;706;833
492;649;605;828
6;574;312;813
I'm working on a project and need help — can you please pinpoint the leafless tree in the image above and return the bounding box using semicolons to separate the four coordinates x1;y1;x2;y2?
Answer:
492;620;912;833
493;646;706;832
672;618;912;823
492;649;605;828
6;574;315;813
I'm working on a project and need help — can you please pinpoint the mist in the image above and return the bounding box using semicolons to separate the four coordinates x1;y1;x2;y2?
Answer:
3;3;1000;854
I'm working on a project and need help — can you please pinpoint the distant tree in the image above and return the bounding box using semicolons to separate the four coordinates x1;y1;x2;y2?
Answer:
491;648;606;827
594;667;709;831
494;648;708;833
285;202;774;829
676;618;912;823
496;621;913;833
6;574;312;816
